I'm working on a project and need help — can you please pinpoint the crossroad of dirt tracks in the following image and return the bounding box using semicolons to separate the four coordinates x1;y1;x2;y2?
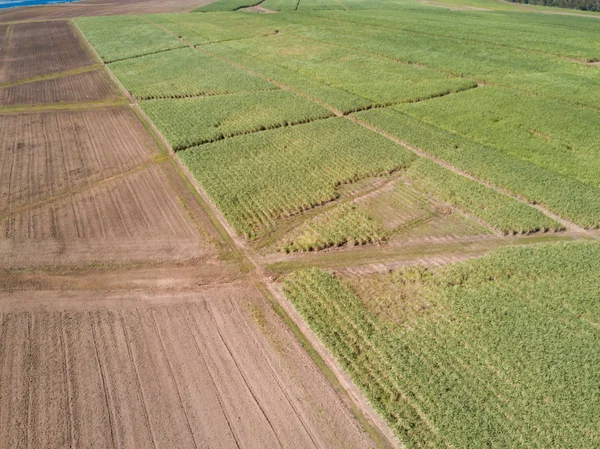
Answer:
0;17;388;449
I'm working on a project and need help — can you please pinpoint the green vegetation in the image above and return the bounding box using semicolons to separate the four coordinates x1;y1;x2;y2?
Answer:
75;16;185;62
281;204;384;252
140;90;333;150
405;159;561;234
398;86;600;190
108;47;275;99
508;0;599;12
283;241;600;449
216;33;476;106
261;0;300;10
355;107;600;228
194;0;258;12
146;12;279;45
178;118;415;237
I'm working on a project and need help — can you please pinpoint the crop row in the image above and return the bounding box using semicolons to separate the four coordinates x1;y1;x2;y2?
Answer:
404;158;561;234
354;107;600;228
140;90;333;150
109;47;275;99
75;16;185;63
178;118;415;238
398;85;600;190
146;12;279;45
218;33;477;107
276;12;600;108
283;241;600;448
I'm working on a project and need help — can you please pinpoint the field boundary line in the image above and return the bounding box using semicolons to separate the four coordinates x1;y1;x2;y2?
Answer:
102;45;188;64
147;18;596;238
289;30;600;112
262;232;580;275
78;18;400;448
0;64;103;89
0;159;161;222
0;98;129;114
259;281;403;449
348;114;599;239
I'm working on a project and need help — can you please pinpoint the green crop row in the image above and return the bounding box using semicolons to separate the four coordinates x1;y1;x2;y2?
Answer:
301;7;600;60
108;47;275;99
354;107;600;228
218;33;477;107
146;12;279;45
397;85;600;190
204;42;373;113
75;16;185;63
404;159;561;234
194;0;258;11
283;241;600;448
140;90;333;150
178;118;416;237
280;204;385;252
275;11;600;108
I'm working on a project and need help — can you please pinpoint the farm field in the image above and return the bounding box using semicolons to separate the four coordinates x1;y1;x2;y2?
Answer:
0;13;388;449
3;1;600;449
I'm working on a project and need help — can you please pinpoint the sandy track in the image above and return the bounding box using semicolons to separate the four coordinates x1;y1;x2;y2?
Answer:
0;285;375;449
0;69;120;105
0;21;93;83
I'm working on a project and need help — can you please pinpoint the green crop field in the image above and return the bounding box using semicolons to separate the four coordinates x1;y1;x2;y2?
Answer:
283;242;600;448
77;2;600;447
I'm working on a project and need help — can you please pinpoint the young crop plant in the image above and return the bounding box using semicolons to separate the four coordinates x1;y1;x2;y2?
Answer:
108;47;276;99
140;90;334;150
404;158;561;234
194;0;259;11
280;204;385;252
398;86;600;190
205;42;374;113
75;16;185;63
219;34;477;107
283;241;600;449
354;107;600;228
178;117;416;238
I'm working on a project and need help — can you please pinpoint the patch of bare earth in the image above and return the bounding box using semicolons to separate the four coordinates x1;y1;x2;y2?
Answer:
0;282;376;449
0;70;120;105
0;21;93;83
0;0;217;22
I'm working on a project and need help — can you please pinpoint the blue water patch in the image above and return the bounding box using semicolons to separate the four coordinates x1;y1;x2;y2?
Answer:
0;0;78;9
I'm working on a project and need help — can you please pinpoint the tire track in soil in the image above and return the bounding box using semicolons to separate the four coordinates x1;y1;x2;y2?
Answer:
154;305;240;449
207;296;322;449
225;296;326;449
187;302;283;448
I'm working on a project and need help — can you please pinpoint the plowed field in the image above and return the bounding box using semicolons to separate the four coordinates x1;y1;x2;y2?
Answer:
0;284;375;449
0;70;120;105
0;21;93;84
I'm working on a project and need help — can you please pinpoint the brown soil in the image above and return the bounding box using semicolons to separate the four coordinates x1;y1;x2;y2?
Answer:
0;21;93;83
0;0;216;22
0;69;120;105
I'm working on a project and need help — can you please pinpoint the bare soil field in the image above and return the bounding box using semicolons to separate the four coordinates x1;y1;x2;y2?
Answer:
0;21;93;83
0;69;120;105
0;108;156;213
0;283;376;449
0;0;216;22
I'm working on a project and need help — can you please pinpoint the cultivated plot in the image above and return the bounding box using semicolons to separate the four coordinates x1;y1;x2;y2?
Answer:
0;285;376;449
0;21;93;84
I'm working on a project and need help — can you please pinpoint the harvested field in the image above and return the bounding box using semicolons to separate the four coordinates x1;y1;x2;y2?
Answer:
0;70;121;105
0;108;157;213
0;21;93;84
0;284;375;449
